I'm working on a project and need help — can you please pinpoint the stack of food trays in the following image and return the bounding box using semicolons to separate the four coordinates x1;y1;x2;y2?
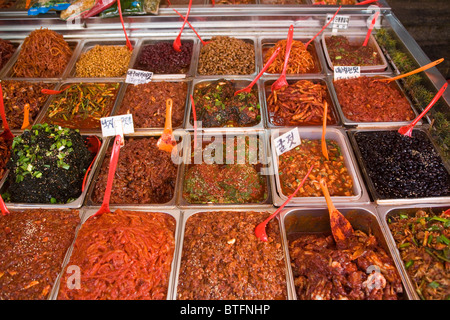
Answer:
0;21;448;301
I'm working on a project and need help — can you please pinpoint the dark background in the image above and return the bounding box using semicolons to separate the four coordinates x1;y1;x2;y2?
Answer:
387;0;450;80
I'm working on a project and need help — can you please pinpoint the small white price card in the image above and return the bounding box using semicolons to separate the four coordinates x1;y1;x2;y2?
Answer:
334;66;361;81
125;69;153;85
274;128;301;156
326;14;350;31
101;114;135;138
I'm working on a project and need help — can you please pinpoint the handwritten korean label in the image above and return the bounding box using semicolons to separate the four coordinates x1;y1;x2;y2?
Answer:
101;114;134;138
334;66;361;81
326;14;350;30
125;69;153;85
274;128;301;156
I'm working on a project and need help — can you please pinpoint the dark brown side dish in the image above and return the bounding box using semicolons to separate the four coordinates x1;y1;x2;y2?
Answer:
177;211;287;300
92;137;178;204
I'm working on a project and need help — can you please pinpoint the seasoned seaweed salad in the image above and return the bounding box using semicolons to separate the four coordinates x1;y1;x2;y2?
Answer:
6;124;93;204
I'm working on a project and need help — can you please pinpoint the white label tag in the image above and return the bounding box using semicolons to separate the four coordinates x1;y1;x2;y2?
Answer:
125;69;153;85
326;14;350;30
101;114;134;137
334;66;361;81
274;128;301;156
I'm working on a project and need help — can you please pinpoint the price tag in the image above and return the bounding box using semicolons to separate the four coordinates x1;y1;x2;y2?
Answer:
334;66;361;81
274;128;301;156
101;114;134;138
125;69;153;85
326;14;350;31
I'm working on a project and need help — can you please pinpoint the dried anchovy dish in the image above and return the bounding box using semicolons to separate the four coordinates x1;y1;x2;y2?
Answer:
177;211;287;300
387;209;450;300
0;209;80;300
197;36;255;75
75;45;132;77
58;210;176;300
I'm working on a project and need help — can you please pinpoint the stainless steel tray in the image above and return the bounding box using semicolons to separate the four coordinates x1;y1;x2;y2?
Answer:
84;131;185;208
2;39;81;80
0;39;22;77
270;127;370;206
66;38;140;80
280;205;412;300
328;74;421;128
376;204;450;300
262;76;342;128
185;77;266;131
132;37;198;78
1;207;85;301
195;35;259;78
114;79;191;132
0;79;58;133
347;127;450;205
172;207;294;300
260;36;324;76
321;32;388;73
51;207;181;300
34;79;125;135
176;130;274;208
1;133;106;209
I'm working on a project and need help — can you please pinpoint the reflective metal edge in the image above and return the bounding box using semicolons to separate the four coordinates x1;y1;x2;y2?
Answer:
50;206;182;300
84;131;186;208
321;32;389;73
184;77;266;131
65;38;141;80
279;204;413;300
34;79;126;135
114;78;192;132
327;74;422;129
261;75;343;128
172;207;295;300
259;35;324;76
1;132;107;209
375;203;450;300
270;126;370;206
1;39;82;80
176;129;274;209
194;35;259;78
347;127;450;205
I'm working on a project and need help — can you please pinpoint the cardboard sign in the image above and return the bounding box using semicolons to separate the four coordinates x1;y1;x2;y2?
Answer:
334;66;361;80
274;128;301;156
125;69;153;85
101;114;134;138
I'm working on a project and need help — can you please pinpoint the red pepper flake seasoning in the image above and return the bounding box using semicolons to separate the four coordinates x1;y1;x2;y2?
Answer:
57;210;176;300
177;211;287;300
333;76;415;122
278;139;354;197
0;209;80;300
